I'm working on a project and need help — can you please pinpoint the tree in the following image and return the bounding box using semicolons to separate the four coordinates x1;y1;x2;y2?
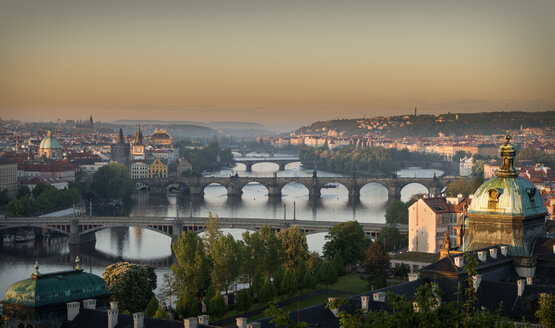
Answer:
331;253;345;276
250;269;264;297
209;233;241;294
157;272;177;308
235;289;253;313
364;242;389;290
535;293;555;328
241;230;264;284
144;296;159;317
264;300;308;328
171;232;211;298
393;263;410;282
208;292;227;320
102;262;157;313
154;303;166;319
258;277;277;305
176;292;200;319
92;163;134;200
277;225;309;272
31;182;55;199
385;201;409;224
0;188;10;206
377;226;404;251
16;186;31;200
317;261;337;292
281;270;298;307
323;221;369;268
453;150;469;163
445;177;482;197
260;225;282;277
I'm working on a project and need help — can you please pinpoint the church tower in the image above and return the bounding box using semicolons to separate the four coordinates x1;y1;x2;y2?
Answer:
131;125;145;160
110;128;130;166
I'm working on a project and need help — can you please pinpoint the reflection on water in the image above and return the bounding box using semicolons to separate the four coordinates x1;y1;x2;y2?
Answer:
0;159;443;298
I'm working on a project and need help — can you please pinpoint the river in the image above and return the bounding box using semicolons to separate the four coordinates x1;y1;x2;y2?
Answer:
0;158;443;298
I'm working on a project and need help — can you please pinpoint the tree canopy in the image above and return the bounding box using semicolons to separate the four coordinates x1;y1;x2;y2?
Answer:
323;221;369;267
103;262;157;313
385;201;409;224
93;163;134;200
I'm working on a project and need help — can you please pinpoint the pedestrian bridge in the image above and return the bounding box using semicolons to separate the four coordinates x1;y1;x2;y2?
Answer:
0;216;406;245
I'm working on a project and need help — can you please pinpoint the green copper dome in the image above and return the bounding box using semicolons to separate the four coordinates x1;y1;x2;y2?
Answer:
2;262;109;307
468;132;547;217
39;131;62;150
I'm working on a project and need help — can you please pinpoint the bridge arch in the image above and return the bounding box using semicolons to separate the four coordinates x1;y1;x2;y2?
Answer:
202;182;228;197
281;181;310;198
0;224;69;235
359;182;389;203
80;224;174;238
240;181;270;198
399;182;430;202
250;162;280;172
319;181;349;199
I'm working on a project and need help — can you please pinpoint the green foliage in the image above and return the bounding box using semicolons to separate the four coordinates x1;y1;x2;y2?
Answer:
392;263;410;282
260;225;283;277
258;277;277;305
445;177;483;197
154;304;166;319
364;242;389;290
323;221;369;267
385;201;409;224
176;292;200;319
517;147;555;168
295;259;308;291
0;188;9;206
209;233;242;293
31;182;55;199
281;270;298;306
235;289;253;313
144;296;159;317
250;268;264;297
178;139;233;174
264;300;308;328
208;292;227;319
16;186;31;200
277;225;309;272
92;162;133;200
331;253;345;276
472;159;486;179
453;151;470;163
317;261;337;291
241;230;265;284
157;272;177;308
171;232;210;298
535;293;555;328
7;185;80;216
102;262;157;313
377;226;405;251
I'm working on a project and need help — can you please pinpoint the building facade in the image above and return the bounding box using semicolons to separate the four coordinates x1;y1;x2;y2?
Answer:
0;157;18;198
147;158;168;178
38;131;64;160
129;161;147;180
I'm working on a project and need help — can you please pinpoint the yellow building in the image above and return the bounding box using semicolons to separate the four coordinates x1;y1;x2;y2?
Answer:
147;158;167;178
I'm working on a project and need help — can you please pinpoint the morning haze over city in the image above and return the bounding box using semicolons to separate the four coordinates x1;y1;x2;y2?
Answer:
0;1;554;328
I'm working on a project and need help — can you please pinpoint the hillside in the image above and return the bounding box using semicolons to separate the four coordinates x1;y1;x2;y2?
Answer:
295;111;554;137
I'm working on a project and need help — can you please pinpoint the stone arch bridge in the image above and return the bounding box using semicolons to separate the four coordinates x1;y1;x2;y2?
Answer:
137;174;450;201
0;216;406;246
232;158;302;172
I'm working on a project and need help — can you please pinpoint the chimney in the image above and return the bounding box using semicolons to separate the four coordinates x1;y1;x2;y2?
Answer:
473;275;482;292
133;312;144;328
517;279;525;297
477;251;487;262
108;302;118;328
198;314;209;325
373;292;386;303
454;256;464;268
247;323;261;328
526;277;533;285
489;248;497;259
408;272;420;282
236;317;247;328
66;302;80;321
500;246;508;256
82;299;96;309
327;298;339;317
360;296;369;311
184;317;198;328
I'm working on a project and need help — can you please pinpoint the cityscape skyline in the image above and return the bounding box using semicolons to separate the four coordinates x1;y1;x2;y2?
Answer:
1;1;554;127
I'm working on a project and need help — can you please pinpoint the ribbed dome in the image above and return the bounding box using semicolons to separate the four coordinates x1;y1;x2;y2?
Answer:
39;131;62;150
468;176;547;217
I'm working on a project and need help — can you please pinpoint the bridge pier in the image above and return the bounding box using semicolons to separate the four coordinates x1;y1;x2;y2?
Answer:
278;163;286;171
245;163;253;172
227;186;243;197
308;185;321;199
348;186;360;200
388;186;402;202
189;186;204;197
69;219;97;245
172;219;183;243
267;185;281;198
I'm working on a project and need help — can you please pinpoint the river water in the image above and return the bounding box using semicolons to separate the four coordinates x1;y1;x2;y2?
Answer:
0;157;443;298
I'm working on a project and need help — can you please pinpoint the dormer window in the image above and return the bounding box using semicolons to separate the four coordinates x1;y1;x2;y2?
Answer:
488;188;503;209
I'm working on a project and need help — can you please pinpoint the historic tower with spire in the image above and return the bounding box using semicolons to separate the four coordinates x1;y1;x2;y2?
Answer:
131;125;145;160
110;128;130;166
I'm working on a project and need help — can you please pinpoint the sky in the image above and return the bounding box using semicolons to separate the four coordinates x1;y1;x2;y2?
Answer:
0;0;554;129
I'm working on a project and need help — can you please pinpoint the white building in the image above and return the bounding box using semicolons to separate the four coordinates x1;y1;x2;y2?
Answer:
129;161;147;180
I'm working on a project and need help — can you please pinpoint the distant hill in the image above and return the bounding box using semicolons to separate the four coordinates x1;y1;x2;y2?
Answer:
112;120;274;138
295;111;555;137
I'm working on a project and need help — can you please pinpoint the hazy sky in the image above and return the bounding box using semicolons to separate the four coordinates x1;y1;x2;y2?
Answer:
1;0;554;128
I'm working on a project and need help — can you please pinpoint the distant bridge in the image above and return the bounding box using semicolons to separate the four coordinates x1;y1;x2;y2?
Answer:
136;174;450;201
0;216;406;246
232;157;301;171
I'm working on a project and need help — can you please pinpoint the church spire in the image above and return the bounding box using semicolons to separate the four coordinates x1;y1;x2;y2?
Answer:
496;131;518;178
117;128;125;144
135;125;143;145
